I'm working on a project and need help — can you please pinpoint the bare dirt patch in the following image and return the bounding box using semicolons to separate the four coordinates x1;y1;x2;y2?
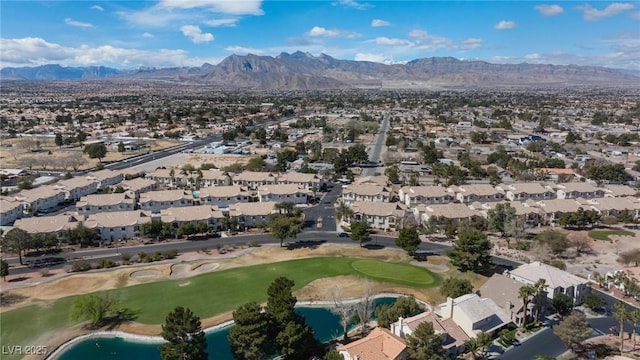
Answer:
130;269;162;279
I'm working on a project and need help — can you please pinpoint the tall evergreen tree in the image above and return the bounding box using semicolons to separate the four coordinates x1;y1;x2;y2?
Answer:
159;307;207;360
395;227;421;256
447;226;493;273
229;302;269;360
406;322;448;360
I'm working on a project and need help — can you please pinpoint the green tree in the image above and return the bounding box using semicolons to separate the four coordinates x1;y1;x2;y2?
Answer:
553;310;592;351
395;227;421;256
336;202;354;222
447;227;493;273
269;217;302;247
266;277;320;359
487;203;516;238
406;322;448;360
1;227;31;265
538;230;570;256
384;164;401;184
71;292;120;328
83;143;108;162
614;301;629;352
140;220;166;239
582;291;604;311
245;157;267;171
464;332;492;360
159;306;207;360
177;222;197;237
374;296;421;329
228;302;269;360
629;309;640;351
55;133;63;147
117;142;125;153
519;284;535;328
440;277;473;299
552;293;574;316
0;259;8;281
323;350;342;360
350;221;371;247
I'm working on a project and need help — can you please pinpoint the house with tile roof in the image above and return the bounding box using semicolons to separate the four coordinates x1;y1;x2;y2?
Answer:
276;172;323;190
145;168;190;188
499;182;556;202
348;201;406;231
13;186;66;214
228;201;278;230
257;184;310;204
398;186;454;207
555;182;605;200
85;169;124;190
577;197;640;219
414;203;481;226
436;293;513;338
604;184;637;198
76;193;136;215
507;261;589;304
337;327;407;360
449;184;505;204
231;171;277;189
54;177;100;201
197;186;250;208
161;205;225;231
138;190;194;213
533;199;585;224
391;311;470;357
120;177;158;199
84;210;153;241
477;274;530;326
13;213;83;238
342;184;391;206
200;170;232;187
0;196;24;226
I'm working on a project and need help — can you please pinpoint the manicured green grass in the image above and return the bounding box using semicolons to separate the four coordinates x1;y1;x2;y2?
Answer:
351;259;439;287
1;257;439;359
588;229;634;241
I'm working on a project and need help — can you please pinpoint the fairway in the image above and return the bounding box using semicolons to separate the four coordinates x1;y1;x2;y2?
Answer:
1;257;440;360
351;259;438;287
588;229;634;241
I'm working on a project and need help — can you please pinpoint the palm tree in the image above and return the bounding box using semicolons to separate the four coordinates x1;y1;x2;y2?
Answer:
614;301;629;353
519;284;535;328
336;202;353;223
532;279;547;322
629;309;640;351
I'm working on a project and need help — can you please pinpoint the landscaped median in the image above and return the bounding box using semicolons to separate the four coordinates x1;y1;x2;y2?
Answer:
1;257;440;360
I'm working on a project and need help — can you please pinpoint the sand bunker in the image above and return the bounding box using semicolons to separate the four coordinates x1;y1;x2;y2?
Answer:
169;262;220;279
130;270;162;279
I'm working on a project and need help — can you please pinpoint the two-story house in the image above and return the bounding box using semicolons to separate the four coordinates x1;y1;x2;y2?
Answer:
500;182;556;202
338;327;406;360
0;196;24;226
227;201;278;230
398;186;454;207
138;190;194;214
277;172;323;190
160;205;225;232
200;170;232;187
76;193;136;215
197;186;250;208
414;203;481;226
342;184;391;206
85;169;124;190
232;172;277;189
391;311;469;358
120;177;158;200
555;182;605;200
604;184;637;198
348;202;406;231
14;186;66;214
257;184;310;204
54;177;100;202
533;199;584;224
507;261;590;304
450;184;505;204
577;197;640;219
145;168;189;188
84;210;153;241
436;294;512;338
13;213;83;238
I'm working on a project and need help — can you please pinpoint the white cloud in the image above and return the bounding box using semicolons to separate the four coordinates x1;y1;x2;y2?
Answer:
308;26;339;37
142;32;154;38
577;3;635;21
203;18;239;27
307;26;360;38
157;0;264;15
534;4;563;16
0;37;224;68
375;37;414;47
460;38;484;50
524;53;541;60
494;20;516;30
91;5;104;11
117;9;186;27
332;0;371;10
64;18;94;28
180;25;214;44
631;11;640;19
354;53;386;63
371;19;390;27
225;46;263;54
407;29;453;51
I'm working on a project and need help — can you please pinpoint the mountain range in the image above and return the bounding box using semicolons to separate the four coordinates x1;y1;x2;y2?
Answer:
2;52;638;89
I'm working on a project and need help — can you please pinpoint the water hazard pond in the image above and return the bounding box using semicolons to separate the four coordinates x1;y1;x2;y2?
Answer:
57;297;397;360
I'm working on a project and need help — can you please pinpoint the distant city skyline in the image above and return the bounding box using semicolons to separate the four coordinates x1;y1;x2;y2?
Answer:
1;0;639;70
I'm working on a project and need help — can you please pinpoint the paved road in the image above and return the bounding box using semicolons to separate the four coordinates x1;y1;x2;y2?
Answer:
301;184;342;232
362;112;389;176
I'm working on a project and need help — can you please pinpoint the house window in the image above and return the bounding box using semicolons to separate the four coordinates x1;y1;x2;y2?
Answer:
121;227;125;231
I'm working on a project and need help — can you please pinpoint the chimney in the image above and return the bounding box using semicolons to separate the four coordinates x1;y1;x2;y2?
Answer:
447;297;454;318
398;317;404;337
506;300;513;311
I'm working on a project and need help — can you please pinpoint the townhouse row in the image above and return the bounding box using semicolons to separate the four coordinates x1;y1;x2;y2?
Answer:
146;169;323;190
0;169;322;226
340;176;639;231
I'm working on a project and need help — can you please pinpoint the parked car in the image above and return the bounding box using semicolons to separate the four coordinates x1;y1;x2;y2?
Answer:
337;232;350;238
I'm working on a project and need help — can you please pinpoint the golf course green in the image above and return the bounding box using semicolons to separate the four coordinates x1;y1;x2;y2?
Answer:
1;256;439;360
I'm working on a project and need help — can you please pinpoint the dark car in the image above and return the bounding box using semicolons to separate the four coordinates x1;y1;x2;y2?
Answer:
337;232;350;237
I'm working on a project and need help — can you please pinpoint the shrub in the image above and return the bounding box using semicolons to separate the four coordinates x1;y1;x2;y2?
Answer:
40;268;50;277
215;243;222;251
71;261;92;272
601;216;619;225
548;259;566;270
513;241;532;251
248;240;260;247
152;252;163;262
121;253;131;262
162;249;178;259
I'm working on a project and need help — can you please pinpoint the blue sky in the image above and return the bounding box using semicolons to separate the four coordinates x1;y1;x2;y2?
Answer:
1;0;639;70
